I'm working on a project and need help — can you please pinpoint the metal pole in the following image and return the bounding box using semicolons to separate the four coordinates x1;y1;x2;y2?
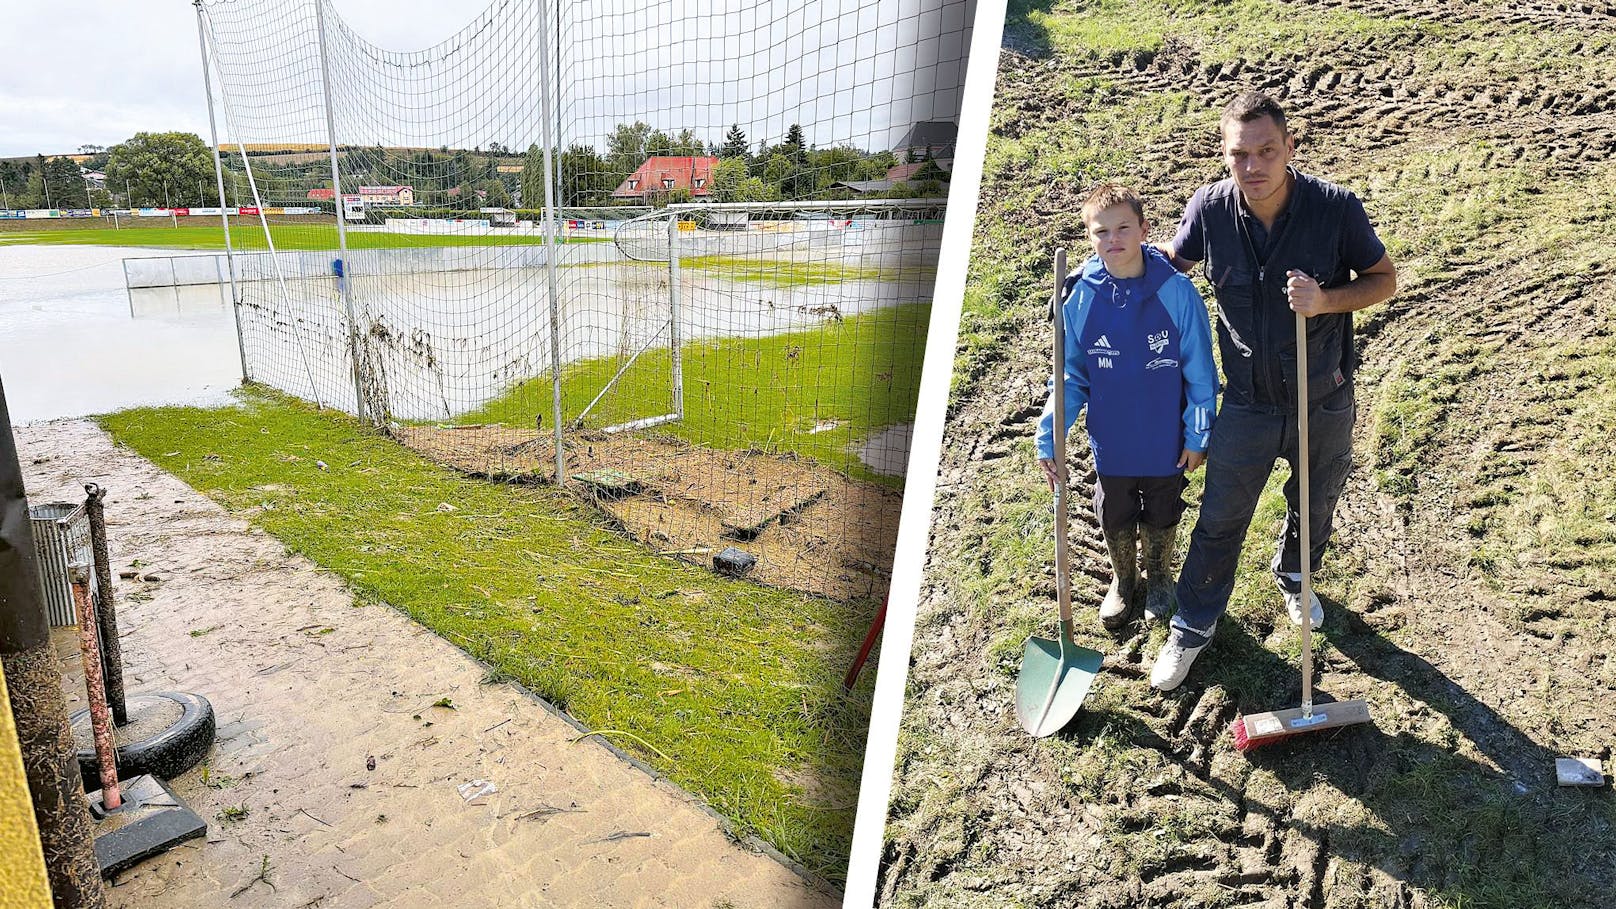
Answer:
71;565;120;809
537;0;565;484
314;0;370;424
196;0;248;383
83;483;126;726
667;214;683;418
203;14;324;407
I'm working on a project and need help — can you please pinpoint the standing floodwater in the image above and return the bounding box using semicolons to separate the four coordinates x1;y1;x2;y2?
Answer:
0;244;240;423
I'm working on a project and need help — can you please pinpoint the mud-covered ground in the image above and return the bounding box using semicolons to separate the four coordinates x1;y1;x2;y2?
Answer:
881;1;1616;907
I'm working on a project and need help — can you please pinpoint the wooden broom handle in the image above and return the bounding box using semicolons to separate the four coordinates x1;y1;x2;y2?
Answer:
1296;309;1313;714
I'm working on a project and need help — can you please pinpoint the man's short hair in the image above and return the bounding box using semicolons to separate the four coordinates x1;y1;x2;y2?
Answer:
1080;182;1145;226
1220;91;1288;135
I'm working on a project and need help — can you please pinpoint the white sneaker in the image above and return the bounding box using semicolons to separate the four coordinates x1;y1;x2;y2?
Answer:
1150;626;1213;692
1285;587;1324;628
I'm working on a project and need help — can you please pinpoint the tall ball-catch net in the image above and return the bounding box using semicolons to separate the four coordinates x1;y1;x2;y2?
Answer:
197;0;967;602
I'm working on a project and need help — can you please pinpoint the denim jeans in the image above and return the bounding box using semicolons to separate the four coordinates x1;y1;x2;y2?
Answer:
1172;389;1356;635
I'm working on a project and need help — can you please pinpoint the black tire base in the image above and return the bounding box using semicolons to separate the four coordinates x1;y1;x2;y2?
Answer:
72;691;216;789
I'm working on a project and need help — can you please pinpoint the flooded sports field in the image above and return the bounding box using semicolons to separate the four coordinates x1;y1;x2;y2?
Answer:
131;221;942;422
0;218;941;426
0;244;241;423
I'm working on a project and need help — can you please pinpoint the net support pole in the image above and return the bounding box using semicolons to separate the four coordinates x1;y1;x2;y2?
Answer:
203;16;323;408
195;0;247;383
666;214;684;418
537;0;565;484
314;0;369;424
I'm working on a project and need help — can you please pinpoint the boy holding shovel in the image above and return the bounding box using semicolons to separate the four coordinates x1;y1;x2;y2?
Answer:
1036;183;1219;630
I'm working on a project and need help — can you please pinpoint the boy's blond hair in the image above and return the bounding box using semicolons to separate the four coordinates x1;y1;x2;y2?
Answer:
1079;183;1146;227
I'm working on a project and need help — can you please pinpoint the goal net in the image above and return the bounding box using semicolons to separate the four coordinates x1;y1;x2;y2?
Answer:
196;0;968;601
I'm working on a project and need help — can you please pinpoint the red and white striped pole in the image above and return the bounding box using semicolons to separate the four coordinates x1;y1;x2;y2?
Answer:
71;563;120;809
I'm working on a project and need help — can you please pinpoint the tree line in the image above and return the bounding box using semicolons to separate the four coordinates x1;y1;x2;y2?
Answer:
1;122;946;213
526;121;943;207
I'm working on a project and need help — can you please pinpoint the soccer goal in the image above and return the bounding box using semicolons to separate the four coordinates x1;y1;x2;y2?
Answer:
561;198;945;445
193;0;967;599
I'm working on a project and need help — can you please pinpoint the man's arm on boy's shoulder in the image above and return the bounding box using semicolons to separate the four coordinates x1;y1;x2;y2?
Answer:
1156;242;1196;274
1158;186;1208;274
1169;277;1218;457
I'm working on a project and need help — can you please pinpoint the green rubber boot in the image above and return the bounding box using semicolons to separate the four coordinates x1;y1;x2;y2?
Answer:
1097;523;1140;629
1140;522;1180;624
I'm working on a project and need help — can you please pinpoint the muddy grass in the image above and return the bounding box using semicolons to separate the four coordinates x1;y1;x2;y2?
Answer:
394;423;902;602
880;1;1616;907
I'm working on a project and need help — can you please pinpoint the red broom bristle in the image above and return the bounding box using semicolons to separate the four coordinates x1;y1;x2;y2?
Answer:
1229;716;1297;753
1229;716;1251;751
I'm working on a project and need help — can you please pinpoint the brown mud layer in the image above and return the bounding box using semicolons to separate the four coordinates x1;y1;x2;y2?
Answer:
883;1;1616;907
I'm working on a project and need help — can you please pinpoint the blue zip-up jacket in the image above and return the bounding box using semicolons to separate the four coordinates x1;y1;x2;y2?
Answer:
1035;246;1218;477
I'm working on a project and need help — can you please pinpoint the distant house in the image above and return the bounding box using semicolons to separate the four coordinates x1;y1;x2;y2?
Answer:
836;179;898;195
611;156;718;201
894;121;957;163
884;160;951;183
359;185;414;206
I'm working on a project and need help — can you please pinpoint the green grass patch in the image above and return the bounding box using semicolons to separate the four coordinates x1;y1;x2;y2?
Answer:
1366;333;1498;501
98;385;876;883
1486;338;1616;593
1029;0;1425;66
457;303;929;485
681;254;921;287
0;224;602;251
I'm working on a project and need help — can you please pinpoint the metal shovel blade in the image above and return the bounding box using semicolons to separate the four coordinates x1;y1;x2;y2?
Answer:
1015;628;1103;737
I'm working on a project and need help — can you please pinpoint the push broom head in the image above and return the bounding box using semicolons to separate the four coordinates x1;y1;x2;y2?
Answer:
1230;699;1373;752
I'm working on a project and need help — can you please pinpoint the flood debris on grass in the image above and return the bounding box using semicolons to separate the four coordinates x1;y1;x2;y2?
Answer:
100;385;878;883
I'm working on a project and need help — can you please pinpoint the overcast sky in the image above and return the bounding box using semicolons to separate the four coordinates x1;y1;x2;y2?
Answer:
0;2;568;157
2;0;968;158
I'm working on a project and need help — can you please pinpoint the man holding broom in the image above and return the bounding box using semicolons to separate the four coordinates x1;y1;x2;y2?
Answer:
1149;92;1398;691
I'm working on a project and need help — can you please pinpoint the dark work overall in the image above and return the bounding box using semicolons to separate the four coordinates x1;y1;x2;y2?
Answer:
1172;173;1360;636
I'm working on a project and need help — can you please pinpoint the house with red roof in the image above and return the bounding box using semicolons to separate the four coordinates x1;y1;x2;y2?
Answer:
612;156;718;201
884;160;952;183
359;185;414;206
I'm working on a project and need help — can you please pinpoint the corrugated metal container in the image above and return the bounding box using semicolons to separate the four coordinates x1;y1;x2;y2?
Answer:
29;502;97;628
